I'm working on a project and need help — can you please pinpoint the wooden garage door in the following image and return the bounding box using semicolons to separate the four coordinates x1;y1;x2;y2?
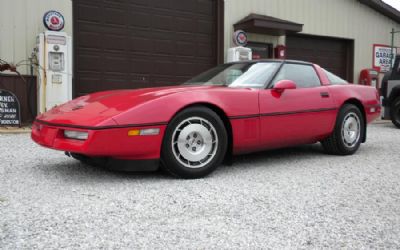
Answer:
286;35;353;81
73;0;220;96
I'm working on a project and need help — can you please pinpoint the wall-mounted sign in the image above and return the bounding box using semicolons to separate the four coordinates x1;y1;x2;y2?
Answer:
233;30;248;47
43;10;65;31
373;44;397;73
0;89;21;126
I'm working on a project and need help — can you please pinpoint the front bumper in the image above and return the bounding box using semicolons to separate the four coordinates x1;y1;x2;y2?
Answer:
31;120;166;160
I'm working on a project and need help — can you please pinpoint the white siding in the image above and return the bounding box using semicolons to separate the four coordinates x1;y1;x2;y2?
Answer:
224;0;400;82
1;0;400;82
0;0;72;75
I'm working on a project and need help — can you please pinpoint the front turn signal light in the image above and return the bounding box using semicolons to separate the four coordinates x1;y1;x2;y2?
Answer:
128;128;160;136
128;130;140;136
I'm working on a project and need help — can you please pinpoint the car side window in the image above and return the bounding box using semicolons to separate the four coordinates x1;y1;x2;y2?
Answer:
323;69;348;85
272;64;321;88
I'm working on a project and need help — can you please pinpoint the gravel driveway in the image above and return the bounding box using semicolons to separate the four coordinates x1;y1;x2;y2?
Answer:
1;122;400;249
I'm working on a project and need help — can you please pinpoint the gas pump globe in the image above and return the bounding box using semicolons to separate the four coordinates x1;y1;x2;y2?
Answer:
35;30;72;113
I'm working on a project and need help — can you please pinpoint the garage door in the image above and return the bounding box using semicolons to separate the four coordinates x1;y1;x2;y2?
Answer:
286;35;353;81
73;0;220;96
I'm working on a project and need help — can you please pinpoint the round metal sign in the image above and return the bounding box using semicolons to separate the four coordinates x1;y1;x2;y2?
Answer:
43;10;65;31
233;30;248;47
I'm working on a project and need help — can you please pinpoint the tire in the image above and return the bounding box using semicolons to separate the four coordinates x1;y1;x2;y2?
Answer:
390;96;400;128
161;106;228;179
321;104;364;155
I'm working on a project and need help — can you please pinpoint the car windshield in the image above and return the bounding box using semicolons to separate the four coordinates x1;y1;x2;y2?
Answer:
185;62;281;88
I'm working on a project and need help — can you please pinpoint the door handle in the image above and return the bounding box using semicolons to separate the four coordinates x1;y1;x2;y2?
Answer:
320;92;330;98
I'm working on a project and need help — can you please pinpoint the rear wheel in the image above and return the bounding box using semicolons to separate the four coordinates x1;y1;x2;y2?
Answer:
322;104;364;155
390;96;400;128
161;106;228;179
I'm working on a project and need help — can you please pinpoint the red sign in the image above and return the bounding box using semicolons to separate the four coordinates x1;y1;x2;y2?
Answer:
232;30;248;47
43;11;65;31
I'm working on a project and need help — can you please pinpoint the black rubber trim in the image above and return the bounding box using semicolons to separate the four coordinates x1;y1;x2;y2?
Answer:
229;114;259;120
260;107;337;117
105;158;160;172
35;119;168;130
229;107;337;120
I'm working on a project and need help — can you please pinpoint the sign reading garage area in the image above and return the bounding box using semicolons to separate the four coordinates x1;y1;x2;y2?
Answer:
0;89;21;126
373;44;397;72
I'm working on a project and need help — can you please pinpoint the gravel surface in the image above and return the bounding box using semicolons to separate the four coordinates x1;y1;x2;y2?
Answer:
1;122;400;249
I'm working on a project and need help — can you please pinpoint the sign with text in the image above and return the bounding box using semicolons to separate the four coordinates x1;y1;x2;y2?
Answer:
43;10;65;31
0;89;21;126
373;44;397;73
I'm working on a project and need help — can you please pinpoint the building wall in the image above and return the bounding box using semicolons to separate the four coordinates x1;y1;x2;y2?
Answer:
224;0;400;82
0;0;72;75
1;0;400;82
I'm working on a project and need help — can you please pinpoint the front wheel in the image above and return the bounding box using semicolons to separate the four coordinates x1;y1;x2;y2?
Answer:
322;104;364;155
161;106;228;179
390;96;400;128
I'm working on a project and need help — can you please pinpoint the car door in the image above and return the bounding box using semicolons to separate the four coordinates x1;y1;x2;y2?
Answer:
259;63;337;149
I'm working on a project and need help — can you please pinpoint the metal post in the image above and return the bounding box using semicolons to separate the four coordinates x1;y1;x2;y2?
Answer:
390;28;400;69
392;28;395;63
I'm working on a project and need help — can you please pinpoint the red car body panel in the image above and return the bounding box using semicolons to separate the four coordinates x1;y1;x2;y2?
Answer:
32;123;166;159
32;63;381;163
259;86;337;149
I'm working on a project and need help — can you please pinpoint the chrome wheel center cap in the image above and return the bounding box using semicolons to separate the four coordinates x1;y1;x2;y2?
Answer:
342;112;360;147
177;124;212;161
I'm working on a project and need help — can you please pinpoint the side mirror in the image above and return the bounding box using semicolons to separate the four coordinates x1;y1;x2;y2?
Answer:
272;80;297;94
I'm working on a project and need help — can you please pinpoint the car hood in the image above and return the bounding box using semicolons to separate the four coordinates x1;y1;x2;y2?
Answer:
36;85;222;127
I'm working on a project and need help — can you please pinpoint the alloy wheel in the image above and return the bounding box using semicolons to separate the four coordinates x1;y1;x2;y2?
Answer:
171;117;218;169
341;112;361;148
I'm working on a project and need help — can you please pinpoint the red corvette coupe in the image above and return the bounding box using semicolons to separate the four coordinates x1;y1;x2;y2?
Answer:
32;60;380;178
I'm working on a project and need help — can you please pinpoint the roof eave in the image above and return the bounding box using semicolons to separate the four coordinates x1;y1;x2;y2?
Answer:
358;0;400;23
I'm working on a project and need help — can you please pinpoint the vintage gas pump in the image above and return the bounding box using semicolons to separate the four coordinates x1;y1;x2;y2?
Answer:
227;30;252;62
35;31;72;113
35;10;72;114
359;68;379;88
227;47;252;62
